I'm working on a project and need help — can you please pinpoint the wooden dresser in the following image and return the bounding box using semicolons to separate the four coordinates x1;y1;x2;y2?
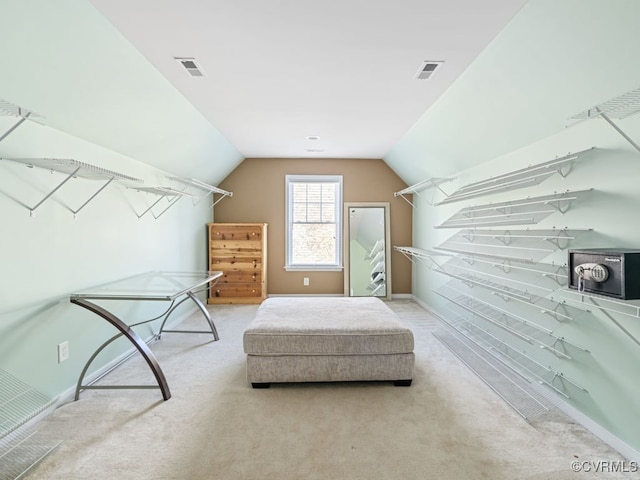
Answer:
207;223;267;304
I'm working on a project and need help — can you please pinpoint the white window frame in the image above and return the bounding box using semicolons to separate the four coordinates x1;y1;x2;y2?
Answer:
285;174;343;271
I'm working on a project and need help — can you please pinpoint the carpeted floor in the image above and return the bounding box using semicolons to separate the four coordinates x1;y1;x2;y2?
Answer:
13;300;636;479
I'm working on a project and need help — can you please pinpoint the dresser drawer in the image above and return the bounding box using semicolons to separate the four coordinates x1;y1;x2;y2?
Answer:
209;240;263;255
210;283;263;298
209;225;264;241
217;270;262;283
209;257;262;271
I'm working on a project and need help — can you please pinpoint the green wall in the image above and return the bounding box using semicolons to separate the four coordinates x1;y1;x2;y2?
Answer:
0;0;243;409
384;0;640;456
0;118;213;401
394;89;640;456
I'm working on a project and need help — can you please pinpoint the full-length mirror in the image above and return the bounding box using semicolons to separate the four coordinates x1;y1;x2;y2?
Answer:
344;202;392;299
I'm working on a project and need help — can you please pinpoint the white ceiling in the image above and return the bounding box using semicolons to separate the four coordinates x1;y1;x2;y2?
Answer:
89;0;527;160
4;1;638;187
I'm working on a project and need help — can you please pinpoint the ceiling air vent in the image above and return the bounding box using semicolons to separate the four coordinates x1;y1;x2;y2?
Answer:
175;57;205;77
415;61;443;80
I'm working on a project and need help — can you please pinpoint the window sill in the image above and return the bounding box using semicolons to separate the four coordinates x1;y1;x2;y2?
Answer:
284;266;344;272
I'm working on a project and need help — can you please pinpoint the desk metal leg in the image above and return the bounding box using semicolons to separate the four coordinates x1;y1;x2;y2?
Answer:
70;298;171;401
158;291;219;341
188;291;219;340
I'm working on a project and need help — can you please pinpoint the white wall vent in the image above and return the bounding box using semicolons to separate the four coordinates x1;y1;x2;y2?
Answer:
415;61;443;80
174;57;205;77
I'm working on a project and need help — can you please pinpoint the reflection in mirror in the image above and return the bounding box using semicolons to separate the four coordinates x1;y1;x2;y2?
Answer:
346;204;390;298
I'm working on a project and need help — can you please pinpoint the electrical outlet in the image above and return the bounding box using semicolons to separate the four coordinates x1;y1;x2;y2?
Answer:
303;277;310;286
58;341;69;363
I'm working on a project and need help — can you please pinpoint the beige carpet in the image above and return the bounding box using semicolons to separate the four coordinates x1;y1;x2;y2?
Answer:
17;300;634;480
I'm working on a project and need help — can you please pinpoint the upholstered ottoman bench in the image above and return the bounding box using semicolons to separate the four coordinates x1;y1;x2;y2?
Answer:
243;297;415;388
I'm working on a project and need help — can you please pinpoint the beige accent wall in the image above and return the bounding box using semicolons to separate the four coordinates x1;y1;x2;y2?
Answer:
213;158;412;295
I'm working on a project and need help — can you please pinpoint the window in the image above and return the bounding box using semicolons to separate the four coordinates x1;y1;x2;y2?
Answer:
285;175;343;270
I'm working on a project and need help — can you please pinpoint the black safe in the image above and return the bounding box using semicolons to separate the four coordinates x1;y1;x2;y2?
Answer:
568;249;640;300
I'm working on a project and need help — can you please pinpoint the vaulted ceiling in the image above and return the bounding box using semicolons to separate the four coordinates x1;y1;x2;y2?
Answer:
89;0;526;160
2;1;639;186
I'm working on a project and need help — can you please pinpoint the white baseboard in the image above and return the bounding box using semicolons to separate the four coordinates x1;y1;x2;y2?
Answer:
391;293;413;300
267;293;343;297
268;293;415;299
529;382;640;463
410;295;432;312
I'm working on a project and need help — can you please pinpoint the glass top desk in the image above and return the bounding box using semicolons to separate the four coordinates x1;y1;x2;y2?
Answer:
70;271;223;401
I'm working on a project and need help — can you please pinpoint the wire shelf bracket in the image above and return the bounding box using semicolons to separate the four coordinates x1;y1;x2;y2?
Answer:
433;268;540;304
440;260;555;295
1;157;143;217
126;186;197;219
393;177;454;207
457;227;591;250
435;148;594;206
436;286;588;358
539;301;574;322
433;306;587;399
432;327;555;421
557;290;640;348
569;87;640;154
393;246;451;269
0;99;44;145
129;176;232;220
434;245;538;264
167;176;233;208
450;253;568;285
436;189;593;229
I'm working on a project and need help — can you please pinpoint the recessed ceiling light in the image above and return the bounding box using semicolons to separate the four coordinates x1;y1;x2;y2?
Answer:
306;135;321;141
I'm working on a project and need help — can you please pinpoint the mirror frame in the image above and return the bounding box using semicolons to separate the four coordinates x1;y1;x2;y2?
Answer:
343;202;392;300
